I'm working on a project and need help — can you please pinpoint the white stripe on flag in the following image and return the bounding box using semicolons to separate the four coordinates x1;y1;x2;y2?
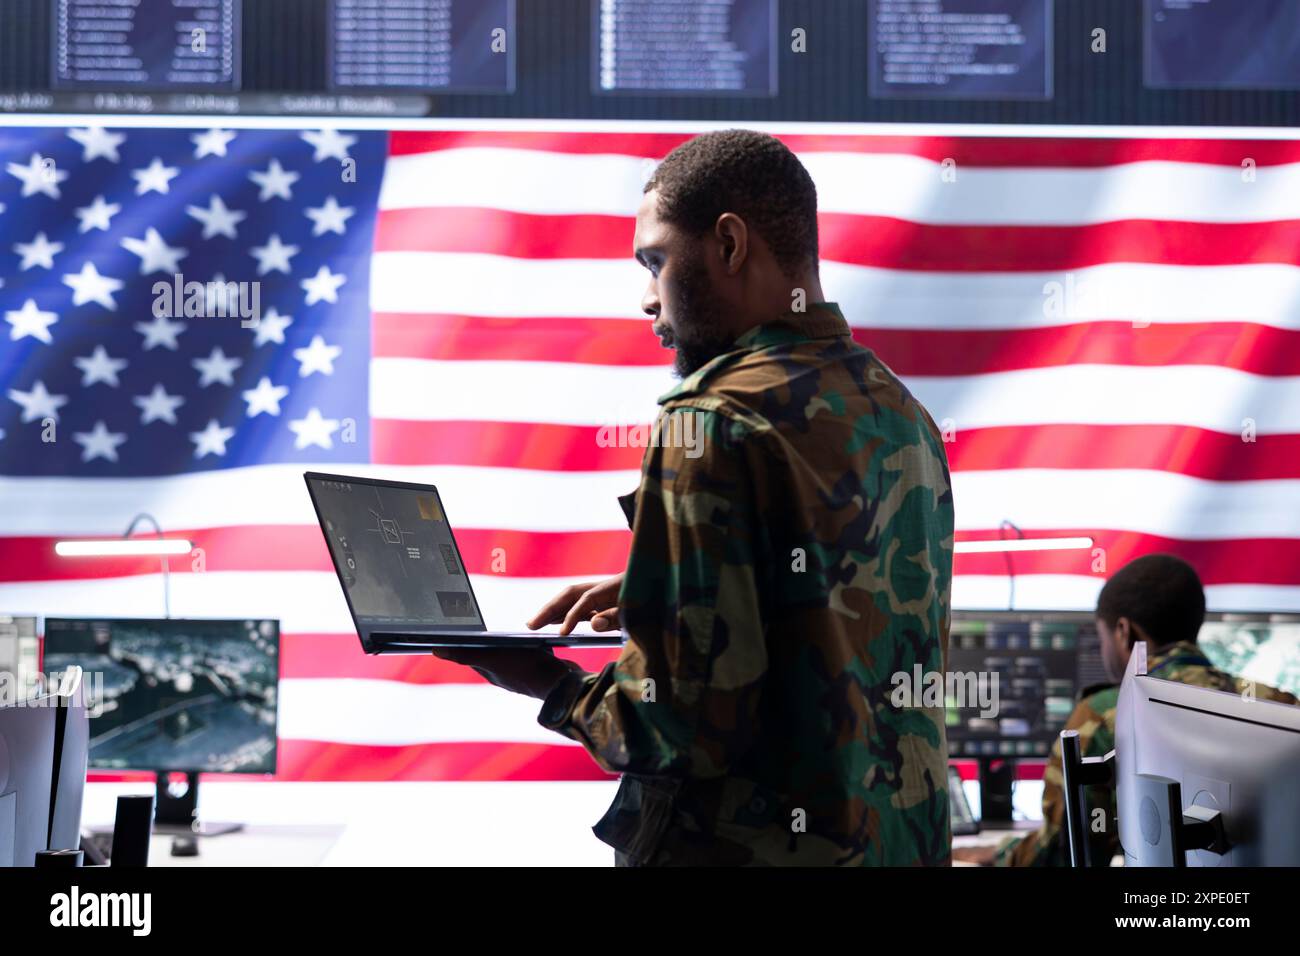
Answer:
0;465;640;535
2;572;627;632
372;252;1300;330
370;357;671;425
4;468;1300;541
379;146;1300;225
371;356;1300;436
8;572;1300;635
277;678;583;746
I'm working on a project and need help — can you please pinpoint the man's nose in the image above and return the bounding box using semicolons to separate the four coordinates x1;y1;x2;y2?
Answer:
641;285;660;318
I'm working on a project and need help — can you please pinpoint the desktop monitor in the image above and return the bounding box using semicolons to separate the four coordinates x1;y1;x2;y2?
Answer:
0;695;56;866
946;611;1109;760
49;668;90;856
42;618;279;775
1115;641;1300;866
0;616;39;704
945;611;1109;825
0;668;89;866
1196;612;1300;699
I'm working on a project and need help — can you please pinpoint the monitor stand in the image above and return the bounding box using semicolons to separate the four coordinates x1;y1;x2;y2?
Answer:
977;757;1017;828
154;771;244;838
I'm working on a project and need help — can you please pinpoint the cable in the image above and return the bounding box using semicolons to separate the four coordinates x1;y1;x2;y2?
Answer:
998;519;1025;611
124;512;173;619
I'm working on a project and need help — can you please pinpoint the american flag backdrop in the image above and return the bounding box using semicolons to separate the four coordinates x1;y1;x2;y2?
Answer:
2;124;1299;782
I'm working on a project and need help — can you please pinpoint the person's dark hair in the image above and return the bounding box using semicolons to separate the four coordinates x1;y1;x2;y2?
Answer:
1095;553;1206;648
644;129;819;280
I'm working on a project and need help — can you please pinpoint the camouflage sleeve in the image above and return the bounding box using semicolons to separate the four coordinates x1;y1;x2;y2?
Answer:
1234;678;1299;707
540;406;765;777
994;695;1119;867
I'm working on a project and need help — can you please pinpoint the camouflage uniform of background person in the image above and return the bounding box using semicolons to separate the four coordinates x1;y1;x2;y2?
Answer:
436;130;956;866
986;554;1299;867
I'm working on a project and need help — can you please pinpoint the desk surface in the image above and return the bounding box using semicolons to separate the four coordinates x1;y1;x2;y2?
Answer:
82;780;626;866
81;781;1046;866
143;825;344;867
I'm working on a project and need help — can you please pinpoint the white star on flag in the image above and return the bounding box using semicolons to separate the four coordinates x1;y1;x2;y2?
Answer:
301;129;357;162
191;128;237;158
73;421;127;463
121;228;188;274
74;346;128;387
249;234;300;275
190;419;236;458
292;335;342;377
68;127;125;163
14;232;64;270
131;157;181;195
5;299;58;344
133;384;186;425
75;195;121;233
63;262;124;310
134;313;187;351
186;194;246;239
249;159;300;201
288;407;340;450
242;377;290;417
301;265;346;305
192;346;243;387
8;380;68;423
249;307;293;346
7;153;68;199
305;196;356;236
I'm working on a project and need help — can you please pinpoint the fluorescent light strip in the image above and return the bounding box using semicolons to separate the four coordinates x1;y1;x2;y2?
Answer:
54;540;193;557
954;537;1095;555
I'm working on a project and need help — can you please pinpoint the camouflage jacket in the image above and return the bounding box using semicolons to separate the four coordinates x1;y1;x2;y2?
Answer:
538;302;956;866
995;640;1299;866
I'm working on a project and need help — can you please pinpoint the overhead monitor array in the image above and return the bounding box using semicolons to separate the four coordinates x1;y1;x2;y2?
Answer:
2;0;1298;118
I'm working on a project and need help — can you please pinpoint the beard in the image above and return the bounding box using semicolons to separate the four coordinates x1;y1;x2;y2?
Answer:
664;257;733;379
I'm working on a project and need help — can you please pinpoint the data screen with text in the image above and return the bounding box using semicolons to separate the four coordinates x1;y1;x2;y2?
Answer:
310;478;485;630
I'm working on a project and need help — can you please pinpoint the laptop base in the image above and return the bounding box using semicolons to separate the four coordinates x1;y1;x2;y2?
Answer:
368;631;624;653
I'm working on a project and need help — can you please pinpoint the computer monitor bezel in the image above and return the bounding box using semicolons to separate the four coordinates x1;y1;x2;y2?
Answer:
304;470;490;652
1116;641;1300;866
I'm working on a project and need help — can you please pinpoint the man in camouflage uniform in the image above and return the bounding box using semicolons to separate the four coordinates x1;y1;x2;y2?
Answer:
968;554;1298;867
436;130;956;866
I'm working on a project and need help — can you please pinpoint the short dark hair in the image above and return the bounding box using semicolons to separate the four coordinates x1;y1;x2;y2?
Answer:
1095;554;1206;648
644;129;819;280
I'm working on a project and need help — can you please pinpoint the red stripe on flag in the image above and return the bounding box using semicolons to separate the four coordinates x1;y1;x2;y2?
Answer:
372;418;1300;481
375;206;634;257
14;529;1300;587
372;313;666;366
387;130;1300;167
863;322;1300;377
280;631;623;682
945;425;1300;482
821;215;1300;271
375;206;1300;270
372;313;1300;378
372;418;647;470
6;526;633;582
953;531;1300;587
276;739;614;782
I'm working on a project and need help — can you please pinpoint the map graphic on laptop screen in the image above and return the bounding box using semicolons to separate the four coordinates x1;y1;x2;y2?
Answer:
309;476;486;630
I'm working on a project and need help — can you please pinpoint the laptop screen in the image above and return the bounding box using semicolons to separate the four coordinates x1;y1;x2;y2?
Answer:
307;475;487;631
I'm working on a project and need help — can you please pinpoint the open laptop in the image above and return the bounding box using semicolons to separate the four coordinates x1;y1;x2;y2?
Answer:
305;472;625;652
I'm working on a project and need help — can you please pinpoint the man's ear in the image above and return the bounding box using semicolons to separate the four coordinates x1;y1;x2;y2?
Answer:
713;212;748;274
1114;616;1133;650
